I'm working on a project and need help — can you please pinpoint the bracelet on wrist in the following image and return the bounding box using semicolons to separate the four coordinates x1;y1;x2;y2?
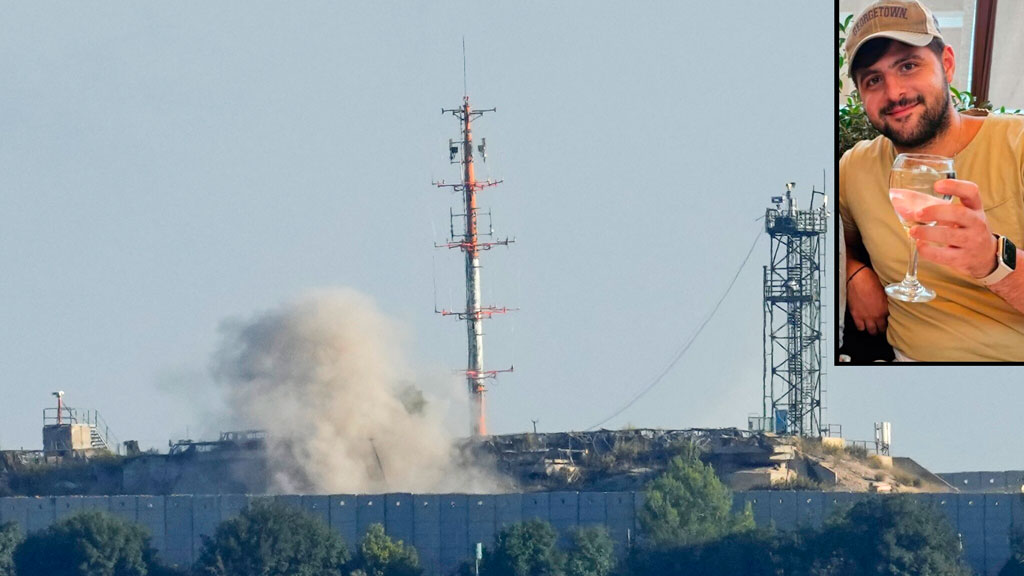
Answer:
847;265;868;284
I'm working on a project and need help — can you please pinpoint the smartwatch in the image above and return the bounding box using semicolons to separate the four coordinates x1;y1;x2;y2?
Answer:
980;235;1016;286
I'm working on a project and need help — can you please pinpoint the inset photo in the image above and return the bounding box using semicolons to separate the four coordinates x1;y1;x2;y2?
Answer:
837;0;1024;363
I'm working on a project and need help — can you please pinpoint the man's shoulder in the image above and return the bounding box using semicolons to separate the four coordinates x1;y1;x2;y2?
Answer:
972;112;1024;141
988;113;1024;141
840;135;890;169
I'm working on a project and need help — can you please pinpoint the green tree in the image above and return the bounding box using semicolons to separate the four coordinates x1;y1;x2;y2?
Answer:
638;452;753;549
0;522;21;576
808;496;970;576
193;499;349;576
628;528;802;576
350;523;421;576
481;519;564;576
564;526;614;576
13;509;154;576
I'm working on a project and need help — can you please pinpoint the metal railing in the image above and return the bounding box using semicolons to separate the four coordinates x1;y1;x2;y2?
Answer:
42;406;121;454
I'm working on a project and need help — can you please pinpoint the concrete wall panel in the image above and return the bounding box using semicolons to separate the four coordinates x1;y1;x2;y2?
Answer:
1012;494;1024;531
385;493;414;547
164;495;194;569
329;495;358;550
495;493;522;529
79;496;111;514
958;494;986;575
218;494;250;521
467;495;496;555
0;498;29;532
413;495;441;576
302;495;331;527
768;493;798;531
986;494;1013;575
274;495;302;513
109;495;137;523
940;472;966;489
821;492;865;524
439;495;469;576
605;492;636;555
1007;472;1024;493
26;497;55;533
929;494;959;527
522;492;549;522
980;472;1009;492
54;496;84;521
957;472;984;492
579;492;606;525
795;491;824;528
137;496;166;558
192;495;220;561
743;492;772;527
549;491;578;545
357;495;385;538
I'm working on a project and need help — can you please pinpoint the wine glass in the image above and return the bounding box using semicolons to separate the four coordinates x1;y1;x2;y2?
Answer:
885;153;955;303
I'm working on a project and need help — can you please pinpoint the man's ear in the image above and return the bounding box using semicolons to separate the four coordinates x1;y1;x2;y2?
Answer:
942;44;956;85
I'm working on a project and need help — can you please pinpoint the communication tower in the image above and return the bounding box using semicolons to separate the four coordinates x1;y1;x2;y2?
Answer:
433;95;514;437
762;183;828;437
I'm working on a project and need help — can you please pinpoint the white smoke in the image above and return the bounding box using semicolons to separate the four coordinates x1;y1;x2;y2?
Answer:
211;288;502;494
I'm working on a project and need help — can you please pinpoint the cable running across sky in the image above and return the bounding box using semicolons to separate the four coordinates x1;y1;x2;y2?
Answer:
585;224;764;431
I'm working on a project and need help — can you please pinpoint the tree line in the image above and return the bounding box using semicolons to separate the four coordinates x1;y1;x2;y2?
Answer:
1;448;1021;575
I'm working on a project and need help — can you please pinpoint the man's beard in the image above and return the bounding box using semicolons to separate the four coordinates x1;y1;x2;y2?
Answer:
871;84;952;149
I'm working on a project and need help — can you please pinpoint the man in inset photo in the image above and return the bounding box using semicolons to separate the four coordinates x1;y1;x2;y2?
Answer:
840;0;1024;361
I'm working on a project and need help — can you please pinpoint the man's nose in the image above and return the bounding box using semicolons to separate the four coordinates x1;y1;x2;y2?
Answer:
883;74;907;106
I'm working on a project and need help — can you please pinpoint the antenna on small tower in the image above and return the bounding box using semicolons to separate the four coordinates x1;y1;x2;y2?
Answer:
432;62;515;438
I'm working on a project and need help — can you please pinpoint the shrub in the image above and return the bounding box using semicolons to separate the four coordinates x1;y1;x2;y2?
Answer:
809;496;970;576
481;519;564;576
638;454;753;549
0;522;20;576
14;510;155;576
352;523;422;576
193;499;349;576
564;526;615;576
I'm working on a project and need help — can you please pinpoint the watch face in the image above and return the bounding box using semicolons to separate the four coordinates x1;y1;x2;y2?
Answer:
1004;237;1017;270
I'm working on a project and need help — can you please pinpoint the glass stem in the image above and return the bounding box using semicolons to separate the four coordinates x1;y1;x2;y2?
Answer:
904;235;920;287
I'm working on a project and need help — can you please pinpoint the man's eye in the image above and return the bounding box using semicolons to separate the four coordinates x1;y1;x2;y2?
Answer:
865;76;880;87
901;62;917;72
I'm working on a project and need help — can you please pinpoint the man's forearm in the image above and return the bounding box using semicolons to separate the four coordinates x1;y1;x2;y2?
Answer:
846;253;869;283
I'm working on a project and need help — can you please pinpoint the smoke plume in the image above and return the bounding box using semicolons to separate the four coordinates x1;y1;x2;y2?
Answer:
211;288;501;494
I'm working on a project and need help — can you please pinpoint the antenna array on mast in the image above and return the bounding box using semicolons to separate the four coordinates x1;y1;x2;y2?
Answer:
432;91;514;438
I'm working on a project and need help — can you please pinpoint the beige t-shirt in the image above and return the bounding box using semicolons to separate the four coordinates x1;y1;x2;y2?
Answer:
839;113;1024;361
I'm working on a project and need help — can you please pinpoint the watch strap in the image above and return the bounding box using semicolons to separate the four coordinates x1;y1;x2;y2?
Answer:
980;235;1016;286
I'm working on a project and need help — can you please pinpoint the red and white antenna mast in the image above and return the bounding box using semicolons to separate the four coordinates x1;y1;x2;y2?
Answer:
433;78;514;437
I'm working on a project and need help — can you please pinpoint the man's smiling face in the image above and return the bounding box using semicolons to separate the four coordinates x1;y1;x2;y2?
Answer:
855;40;955;149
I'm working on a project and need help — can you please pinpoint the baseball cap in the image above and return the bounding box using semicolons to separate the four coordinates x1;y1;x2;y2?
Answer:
845;0;944;71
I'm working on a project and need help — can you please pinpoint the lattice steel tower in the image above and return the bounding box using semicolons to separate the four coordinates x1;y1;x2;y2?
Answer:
433;95;513;437
762;183;827;437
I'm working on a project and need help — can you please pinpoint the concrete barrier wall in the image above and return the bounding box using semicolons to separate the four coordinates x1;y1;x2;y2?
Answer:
940;471;1024;493
413;494;440;575
0;492;1016;575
